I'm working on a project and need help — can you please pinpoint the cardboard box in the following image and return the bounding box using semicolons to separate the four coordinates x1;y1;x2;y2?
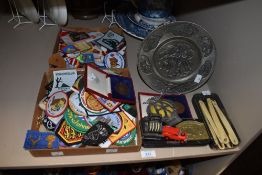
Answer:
50;26;128;69
29;68;141;157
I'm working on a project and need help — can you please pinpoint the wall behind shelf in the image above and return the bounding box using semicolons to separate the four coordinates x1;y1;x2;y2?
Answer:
178;0;262;174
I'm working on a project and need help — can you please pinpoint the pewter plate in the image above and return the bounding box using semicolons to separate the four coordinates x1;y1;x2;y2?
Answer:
137;21;216;94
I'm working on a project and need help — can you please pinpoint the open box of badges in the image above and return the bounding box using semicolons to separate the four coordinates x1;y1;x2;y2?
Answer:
49;26;128;70
25;68;141;157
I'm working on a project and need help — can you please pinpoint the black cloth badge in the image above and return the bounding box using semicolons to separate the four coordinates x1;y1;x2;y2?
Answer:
82;122;113;146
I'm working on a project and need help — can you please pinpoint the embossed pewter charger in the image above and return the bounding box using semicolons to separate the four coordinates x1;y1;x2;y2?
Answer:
138;21;216;94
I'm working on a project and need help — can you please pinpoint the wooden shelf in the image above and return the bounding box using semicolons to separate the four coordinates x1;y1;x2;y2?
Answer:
0;15;240;169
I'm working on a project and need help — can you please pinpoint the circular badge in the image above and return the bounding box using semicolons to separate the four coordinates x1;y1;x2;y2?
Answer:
79;89;107;115
104;52;125;68
46;91;68;118
69;92;87;116
115;129;136;146
86;94;104;111
64;108;91;133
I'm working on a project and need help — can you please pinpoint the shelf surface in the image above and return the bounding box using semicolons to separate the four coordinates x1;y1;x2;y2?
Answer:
0;15;239;169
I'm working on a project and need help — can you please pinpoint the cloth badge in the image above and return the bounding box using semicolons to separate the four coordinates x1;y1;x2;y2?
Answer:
96;30;124;51
99;111;136;148
121;104;137;118
89;113;122;133
87;31;104;40
64;108;91;133
94;94;120;112
110;74;135;103
104;52;125;69
45;81;53;95
82;122;113;146
61;34;74;45
65;57;80;67
107;111;136;144
42;116;57;132
68;31;90;42
46;91;68;118
66;51;81;58
55;119;84;146
69;92;87;116
115;129;136;146
79;89;109;116
38;96;48;111
73;40;92;51
24;130;59;149
48;69;77;96
70;75;84;93
62;45;78;54
76;52;95;64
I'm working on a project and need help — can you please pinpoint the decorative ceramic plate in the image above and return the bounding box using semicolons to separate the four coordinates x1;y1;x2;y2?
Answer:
115;13;176;40
137;21;216;94
115;13;149;40
127;13;176;31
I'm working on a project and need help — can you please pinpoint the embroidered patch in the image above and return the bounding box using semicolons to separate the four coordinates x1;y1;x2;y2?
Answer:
82;122;113;146
64;108;91;133
46;91;68;118
24;130;59;149
55;119;84;146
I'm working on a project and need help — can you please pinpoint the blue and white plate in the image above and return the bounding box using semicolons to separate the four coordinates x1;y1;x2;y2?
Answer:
115;13;149;40
115;12;176;40
127;13;176;31
127;13;156;31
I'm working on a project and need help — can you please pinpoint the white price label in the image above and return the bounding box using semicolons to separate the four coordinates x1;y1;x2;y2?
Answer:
194;74;203;83
51;151;64;156
106;148;118;153
141;150;156;158
202;90;211;96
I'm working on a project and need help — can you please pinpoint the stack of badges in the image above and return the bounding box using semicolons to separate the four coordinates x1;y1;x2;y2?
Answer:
55;29;127;69
26;68;138;150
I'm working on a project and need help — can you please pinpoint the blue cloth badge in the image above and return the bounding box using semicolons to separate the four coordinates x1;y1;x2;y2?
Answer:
110;74;135;103
23;130;59;150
